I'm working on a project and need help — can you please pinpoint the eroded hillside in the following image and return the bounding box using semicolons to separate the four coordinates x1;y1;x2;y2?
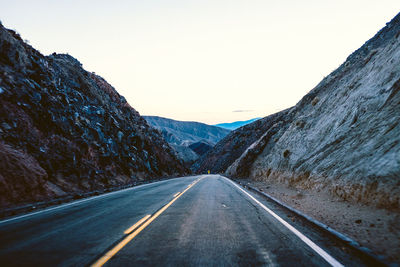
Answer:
204;13;400;209
144;116;230;165
192;110;292;174
0;23;187;208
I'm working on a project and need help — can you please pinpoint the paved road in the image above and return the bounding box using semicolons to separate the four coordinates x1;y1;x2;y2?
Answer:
0;175;374;266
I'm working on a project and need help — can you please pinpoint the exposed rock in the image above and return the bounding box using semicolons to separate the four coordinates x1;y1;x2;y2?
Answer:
0;142;54;207
206;13;400;209
192;109;292;174
0;23;187;208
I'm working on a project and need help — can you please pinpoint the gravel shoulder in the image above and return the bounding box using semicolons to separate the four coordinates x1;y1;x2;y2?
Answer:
237;179;400;264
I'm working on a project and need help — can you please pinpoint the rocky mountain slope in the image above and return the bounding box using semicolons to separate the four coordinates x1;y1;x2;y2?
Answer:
215;118;260;130
144;116;230;164
0;23;187;208
192;110;291;173
199;13;400;209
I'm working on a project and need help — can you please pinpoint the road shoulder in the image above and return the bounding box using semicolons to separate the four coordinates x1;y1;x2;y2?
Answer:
236;178;400;264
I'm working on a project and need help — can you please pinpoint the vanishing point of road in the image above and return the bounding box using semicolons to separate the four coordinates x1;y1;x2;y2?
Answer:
0;175;378;266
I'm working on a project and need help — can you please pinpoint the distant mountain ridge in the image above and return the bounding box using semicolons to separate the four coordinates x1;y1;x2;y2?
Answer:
144;116;230;164
215;118;260;130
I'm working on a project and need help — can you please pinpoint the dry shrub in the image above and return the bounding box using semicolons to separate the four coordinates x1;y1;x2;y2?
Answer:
311;97;319;106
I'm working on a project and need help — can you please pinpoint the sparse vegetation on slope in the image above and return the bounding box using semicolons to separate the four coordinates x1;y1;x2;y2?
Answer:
0;23;187;208
192;109;292;174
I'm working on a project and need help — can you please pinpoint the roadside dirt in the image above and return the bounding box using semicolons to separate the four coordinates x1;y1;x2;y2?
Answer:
237;179;400;264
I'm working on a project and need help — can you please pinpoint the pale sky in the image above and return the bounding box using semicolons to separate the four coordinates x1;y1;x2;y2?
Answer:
1;1;399;124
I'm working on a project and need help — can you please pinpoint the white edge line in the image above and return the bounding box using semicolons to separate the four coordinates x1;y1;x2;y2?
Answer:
224;177;344;267
0;177;187;225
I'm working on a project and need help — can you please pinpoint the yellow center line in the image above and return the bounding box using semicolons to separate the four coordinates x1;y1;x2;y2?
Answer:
91;178;203;267
173;192;180;198
124;215;151;235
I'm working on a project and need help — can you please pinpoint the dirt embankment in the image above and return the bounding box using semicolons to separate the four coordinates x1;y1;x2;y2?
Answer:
239;179;400;264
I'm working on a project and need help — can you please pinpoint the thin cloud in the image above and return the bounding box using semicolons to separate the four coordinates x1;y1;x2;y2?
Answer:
232;110;254;113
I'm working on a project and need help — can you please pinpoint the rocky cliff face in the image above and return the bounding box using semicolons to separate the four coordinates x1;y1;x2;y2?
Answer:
192;110;292;174
0;23;187;208
207;13;400;209
144;116;230;164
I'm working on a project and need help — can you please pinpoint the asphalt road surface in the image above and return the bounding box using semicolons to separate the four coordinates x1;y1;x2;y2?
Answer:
0;175;376;266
